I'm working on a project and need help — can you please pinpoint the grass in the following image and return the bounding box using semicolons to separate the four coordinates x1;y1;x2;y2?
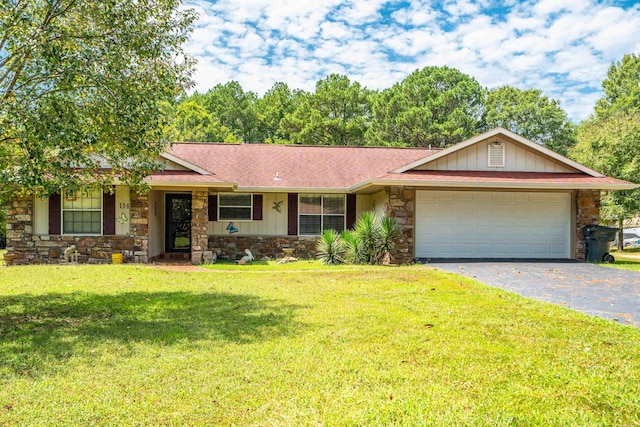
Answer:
605;248;640;271
0;249;5;265
0;264;638;426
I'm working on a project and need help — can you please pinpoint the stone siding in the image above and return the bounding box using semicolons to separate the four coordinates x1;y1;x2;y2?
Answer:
209;235;317;261
385;186;415;264
4;190;148;265
190;191;211;264
575;190;601;261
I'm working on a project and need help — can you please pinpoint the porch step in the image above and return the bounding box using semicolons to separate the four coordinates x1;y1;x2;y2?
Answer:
156;252;191;261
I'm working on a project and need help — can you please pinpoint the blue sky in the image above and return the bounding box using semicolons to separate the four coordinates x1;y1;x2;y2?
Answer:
184;0;640;121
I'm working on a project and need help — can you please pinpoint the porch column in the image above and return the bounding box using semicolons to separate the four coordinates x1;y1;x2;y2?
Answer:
4;194;35;265
576;190;601;261
191;190;209;264
386;186;415;264
129;191;149;263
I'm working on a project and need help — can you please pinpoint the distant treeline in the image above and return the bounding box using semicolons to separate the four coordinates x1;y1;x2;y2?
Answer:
162;65;577;154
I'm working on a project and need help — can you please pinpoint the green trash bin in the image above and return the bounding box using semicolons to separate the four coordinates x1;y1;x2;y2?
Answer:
583;225;618;263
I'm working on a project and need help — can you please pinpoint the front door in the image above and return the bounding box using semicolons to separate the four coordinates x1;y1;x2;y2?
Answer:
165;194;192;253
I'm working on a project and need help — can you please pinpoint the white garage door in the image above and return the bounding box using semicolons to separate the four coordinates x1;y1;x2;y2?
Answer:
415;191;571;259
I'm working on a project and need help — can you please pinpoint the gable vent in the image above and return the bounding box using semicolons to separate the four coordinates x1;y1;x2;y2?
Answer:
488;141;505;167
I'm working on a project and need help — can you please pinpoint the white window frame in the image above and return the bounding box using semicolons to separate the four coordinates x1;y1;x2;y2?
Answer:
298;194;346;236
218;193;253;222
61;189;103;235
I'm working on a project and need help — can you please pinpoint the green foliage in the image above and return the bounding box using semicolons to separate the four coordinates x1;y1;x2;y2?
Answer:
280;74;373;145
317;211;399;265
482;86;576;155
366;66;485;147
196;81;261;143
160;100;239;143
595;53;640;118
352;211;380;263
316;230;344;265
570;113;640;220
341;230;367;264
570;53;640;223
256;82;306;143
0;0;196;198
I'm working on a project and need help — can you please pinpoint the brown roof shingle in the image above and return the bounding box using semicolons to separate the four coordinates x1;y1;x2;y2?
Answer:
164;143;439;189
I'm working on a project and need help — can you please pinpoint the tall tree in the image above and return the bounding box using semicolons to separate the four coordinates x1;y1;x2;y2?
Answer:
256;82;305;143
366;66;485;147
279;74;372;146
161;101;239;143
570;113;640;223
0;0;196;197
482;86;576;155
197;82;261;143
595;53;640;118
571;53;640;246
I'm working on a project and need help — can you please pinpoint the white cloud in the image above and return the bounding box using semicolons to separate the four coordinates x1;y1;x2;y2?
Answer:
183;0;640;121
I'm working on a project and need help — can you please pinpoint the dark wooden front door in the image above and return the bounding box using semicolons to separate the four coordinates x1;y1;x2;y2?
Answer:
165;194;192;253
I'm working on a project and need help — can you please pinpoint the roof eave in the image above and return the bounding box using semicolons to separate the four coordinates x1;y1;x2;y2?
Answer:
160;153;213;176
350;179;638;192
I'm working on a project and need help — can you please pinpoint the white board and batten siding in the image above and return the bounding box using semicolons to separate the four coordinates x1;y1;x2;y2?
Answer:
208;192;288;236
417;136;575;173
415;190;572;259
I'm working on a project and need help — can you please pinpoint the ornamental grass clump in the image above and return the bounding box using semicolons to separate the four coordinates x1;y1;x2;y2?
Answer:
316;230;344;265
316;211;399;265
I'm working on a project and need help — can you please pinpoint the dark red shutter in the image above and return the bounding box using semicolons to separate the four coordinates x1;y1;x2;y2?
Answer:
103;191;116;235
208;195;218;221
346;194;357;230
287;193;298;235
49;193;61;234
253;194;263;220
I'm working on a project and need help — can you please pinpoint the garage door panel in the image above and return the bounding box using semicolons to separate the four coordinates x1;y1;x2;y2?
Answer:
415;191;570;259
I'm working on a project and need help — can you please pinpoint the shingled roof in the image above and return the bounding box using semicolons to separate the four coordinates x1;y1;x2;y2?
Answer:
150;143;439;190
147;133;637;192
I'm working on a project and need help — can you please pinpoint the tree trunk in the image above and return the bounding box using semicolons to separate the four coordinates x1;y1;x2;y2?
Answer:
618;217;624;251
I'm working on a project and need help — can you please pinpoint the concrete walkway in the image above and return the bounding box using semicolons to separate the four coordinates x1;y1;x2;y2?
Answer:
427;261;640;328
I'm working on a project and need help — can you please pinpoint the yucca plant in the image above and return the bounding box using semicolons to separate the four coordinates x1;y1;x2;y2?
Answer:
353;211;382;264
316;212;400;265
316;230;344;265
341;229;366;264
378;215;399;264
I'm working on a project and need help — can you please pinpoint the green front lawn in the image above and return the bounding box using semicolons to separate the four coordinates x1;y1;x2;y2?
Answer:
605;248;640;271
0;264;638;426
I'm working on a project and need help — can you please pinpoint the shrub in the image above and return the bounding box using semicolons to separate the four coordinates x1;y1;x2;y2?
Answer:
316;230;344;265
316;212;399;265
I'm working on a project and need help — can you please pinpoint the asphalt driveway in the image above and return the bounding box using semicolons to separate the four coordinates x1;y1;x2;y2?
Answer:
427;261;640;328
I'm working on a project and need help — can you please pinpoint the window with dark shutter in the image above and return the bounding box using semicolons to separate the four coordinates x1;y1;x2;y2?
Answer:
103;191;116;235
208;195;218;221
253;194;263;220
49;193;61;234
346;194;356;230
287;193;298;235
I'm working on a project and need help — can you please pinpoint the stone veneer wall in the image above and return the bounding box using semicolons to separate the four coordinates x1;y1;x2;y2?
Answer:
190;190;210;264
575;189;601;261
209;236;317;261
4;191;149;265
385;186;415;264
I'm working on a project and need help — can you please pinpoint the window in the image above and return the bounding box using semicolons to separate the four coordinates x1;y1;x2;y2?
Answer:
219;193;252;221
299;194;345;235
62;190;102;234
